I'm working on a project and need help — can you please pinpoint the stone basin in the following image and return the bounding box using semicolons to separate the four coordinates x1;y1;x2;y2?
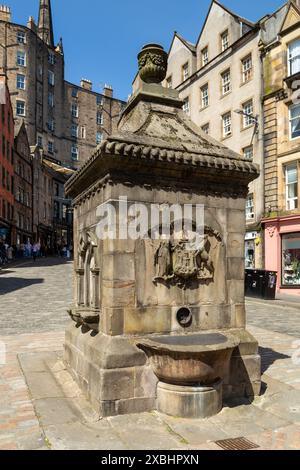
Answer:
136;332;239;386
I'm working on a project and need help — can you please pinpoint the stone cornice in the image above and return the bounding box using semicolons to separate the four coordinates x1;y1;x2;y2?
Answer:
66;139;259;199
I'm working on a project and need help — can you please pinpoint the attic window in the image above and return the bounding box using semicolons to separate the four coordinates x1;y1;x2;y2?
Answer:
221;30;229;52
182;62;189;81
202;47;209;66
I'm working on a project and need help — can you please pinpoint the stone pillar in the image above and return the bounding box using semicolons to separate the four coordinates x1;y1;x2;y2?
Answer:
91;268;100;308
75;268;85;307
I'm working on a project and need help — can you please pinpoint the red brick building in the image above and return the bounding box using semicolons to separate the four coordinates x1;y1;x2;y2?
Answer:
0;76;15;245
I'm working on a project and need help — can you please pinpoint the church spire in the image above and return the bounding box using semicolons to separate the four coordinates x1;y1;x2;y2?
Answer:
38;0;54;46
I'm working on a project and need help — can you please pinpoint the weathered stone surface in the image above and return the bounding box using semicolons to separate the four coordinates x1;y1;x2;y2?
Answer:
64;46;260;418
157;381;222;419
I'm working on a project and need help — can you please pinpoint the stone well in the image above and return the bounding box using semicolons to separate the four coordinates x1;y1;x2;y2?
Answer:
64;44;261;418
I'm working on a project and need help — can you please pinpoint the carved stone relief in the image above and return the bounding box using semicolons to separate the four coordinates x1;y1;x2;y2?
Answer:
153;226;222;289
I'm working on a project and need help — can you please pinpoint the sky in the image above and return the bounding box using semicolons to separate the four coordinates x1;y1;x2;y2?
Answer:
7;0;286;100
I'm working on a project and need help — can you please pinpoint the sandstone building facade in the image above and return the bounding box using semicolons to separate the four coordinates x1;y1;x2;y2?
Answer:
161;0;265;269
261;1;300;294
14;122;33;245
0;1;125;169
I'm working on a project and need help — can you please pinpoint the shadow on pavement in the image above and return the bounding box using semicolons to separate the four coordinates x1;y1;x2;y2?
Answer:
259;346;290;374
0;277;44;295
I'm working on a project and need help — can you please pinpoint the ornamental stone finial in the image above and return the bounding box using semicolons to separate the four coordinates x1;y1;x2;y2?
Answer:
138;44;168;84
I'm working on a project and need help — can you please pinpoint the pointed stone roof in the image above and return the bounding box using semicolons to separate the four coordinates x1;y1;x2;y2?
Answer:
38;0;54;46
66;46;259;201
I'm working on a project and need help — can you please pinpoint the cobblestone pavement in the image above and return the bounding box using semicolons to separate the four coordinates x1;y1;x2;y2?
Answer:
247;298;300;338
0;258;300;337
0;258;73;336
0;260;300;449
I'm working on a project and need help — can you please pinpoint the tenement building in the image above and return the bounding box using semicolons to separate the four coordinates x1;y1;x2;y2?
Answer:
0;75;15;245
14;122;33;245
0;1;126;169
158;0;265;269
261;1;300;295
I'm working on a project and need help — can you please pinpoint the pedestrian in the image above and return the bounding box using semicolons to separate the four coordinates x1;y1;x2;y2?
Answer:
32;242;39;262
7;246;13;261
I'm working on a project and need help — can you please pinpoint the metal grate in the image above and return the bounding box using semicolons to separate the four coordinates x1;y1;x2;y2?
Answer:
215;437;260;451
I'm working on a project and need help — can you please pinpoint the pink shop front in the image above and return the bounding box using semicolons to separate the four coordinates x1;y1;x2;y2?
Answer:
263;215;300;295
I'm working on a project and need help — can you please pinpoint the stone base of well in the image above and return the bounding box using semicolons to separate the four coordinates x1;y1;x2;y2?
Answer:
157;380;223;419
64;323;261;417
64;323;158;418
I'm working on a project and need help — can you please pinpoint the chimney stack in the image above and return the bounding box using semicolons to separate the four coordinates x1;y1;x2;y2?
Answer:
0;5;11;22
80;79;92;91
103;84;113;98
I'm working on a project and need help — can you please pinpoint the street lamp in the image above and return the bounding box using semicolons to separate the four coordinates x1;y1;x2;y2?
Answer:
234;109;259;145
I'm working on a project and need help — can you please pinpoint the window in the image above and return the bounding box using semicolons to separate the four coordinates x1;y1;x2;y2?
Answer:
221;30;229;52
48;51;55;65
17;31;26;44
288;39;300;76
97;96;103;106
16;100;25;116
96;132;103;144
246;194;254;220
182;62;189;81
182;97;190;115
289;104;300;139
221;69;231;95
242;55;253;83
37;135;43;148
97;112;104;125
71;124;78;138
48;141;54;154
202;47;209;66
48;119;55;132
286;164;298;210
243;145;253;160
48;70;55;86
201;84;209;109
242;100;254;128
166;76;172;89
17;51;26;67
201;123;210;135
48;92;54;107
71;144;79;161
80;126;86;139
72;88;78;98
222;112;232;137
282;233;300;286
17;74;25;90
71;103;78;117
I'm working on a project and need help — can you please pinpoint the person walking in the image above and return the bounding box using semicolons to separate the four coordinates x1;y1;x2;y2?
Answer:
32;242;39;262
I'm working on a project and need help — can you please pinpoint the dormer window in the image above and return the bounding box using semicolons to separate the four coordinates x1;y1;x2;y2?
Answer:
201;47;209;66
182;62;189;81
221;30;229;52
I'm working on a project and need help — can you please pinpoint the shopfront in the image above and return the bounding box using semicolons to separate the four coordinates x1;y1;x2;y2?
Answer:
263;215;300;295
245;231;257;269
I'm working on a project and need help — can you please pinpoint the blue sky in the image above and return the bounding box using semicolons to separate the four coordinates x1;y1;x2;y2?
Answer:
8;0;285;100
